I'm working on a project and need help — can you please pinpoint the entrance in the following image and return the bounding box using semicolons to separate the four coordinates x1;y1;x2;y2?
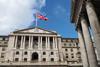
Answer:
31;52;38;62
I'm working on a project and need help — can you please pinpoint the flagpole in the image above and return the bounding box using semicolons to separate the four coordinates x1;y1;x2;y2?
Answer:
35;13;38;27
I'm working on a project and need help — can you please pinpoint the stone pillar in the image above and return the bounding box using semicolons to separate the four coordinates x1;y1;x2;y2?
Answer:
55;37;58;49
40;36;42;50
86;1;100;60
77;27;89;67
47;37;50;50
14;36;17;49
30;36;33;49
22;36;25;49
38;36;40;50
28;36;31;49
81;17;98;67
53;37;55;49
21;36;23;49
46;37;48;50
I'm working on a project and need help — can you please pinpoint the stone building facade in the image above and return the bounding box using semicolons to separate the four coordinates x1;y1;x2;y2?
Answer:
71;0;100;67
0;27;82;67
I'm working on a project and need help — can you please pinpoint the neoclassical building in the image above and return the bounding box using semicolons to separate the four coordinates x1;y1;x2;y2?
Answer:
71;0;100;67
0;27;82;67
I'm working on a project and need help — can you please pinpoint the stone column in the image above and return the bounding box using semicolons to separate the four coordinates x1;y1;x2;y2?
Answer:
30;36;33;49
22;36;25;49
14;36;18;49
28;36;31;49
77;27;89;67
55;37;58;49
21;36;23;49
81;17;98;67
46;37;48;50
40;36;42;50
53;37;55;49
86;1;100;60
47;37;50;50
38;36;40;50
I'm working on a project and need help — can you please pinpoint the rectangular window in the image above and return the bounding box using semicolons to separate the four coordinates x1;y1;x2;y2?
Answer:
71;48;73;52
43;58;46;61
2;47;5;51
24;58;27;62
15;58;19;62
65;49;68;51
43;52;46;55
51;52;54;55
1;53;5;58
51;58;54;61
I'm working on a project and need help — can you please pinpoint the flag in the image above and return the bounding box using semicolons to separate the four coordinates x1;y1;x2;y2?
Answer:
36;13;48;21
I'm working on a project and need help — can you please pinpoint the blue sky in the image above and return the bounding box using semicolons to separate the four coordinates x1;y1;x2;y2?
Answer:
0;0;77;38
31;0;77;38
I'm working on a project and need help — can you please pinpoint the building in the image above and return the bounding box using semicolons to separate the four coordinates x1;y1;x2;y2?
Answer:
0;27;82;67
71;0;100;67
0;36;8;62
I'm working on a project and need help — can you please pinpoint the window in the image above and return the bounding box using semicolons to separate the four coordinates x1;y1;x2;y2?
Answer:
2;47;5;51
51;58;54;61
2;38;5;40
15;58;19;62
16;51;19;55
65;49;67;51
43;52;46;55
71;48;73;52
66;53;68;58
71;53;73;55
24;51;27;55
73;44;75;46
69;44;71;46
72;61;75;64
66;53;68;55
66;56;68;58
43;58;46;61
71;53;74;58
72;56;74;58
4;42;7;44
64;43;66;46
1;53;4;58
24;58;27;62
51;52;54;55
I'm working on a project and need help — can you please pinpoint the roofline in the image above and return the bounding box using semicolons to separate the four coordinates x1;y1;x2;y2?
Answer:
13;27;57;34
62;38;78;40
0;35;8;37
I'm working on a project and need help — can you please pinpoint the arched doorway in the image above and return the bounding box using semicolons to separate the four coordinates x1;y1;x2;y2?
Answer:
31;52;38;62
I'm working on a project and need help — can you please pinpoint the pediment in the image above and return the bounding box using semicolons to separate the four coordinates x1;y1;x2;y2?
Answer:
13;27;56;34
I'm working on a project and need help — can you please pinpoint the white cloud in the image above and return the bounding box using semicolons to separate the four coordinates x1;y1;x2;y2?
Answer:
0;0;46;35
54;5;66;15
